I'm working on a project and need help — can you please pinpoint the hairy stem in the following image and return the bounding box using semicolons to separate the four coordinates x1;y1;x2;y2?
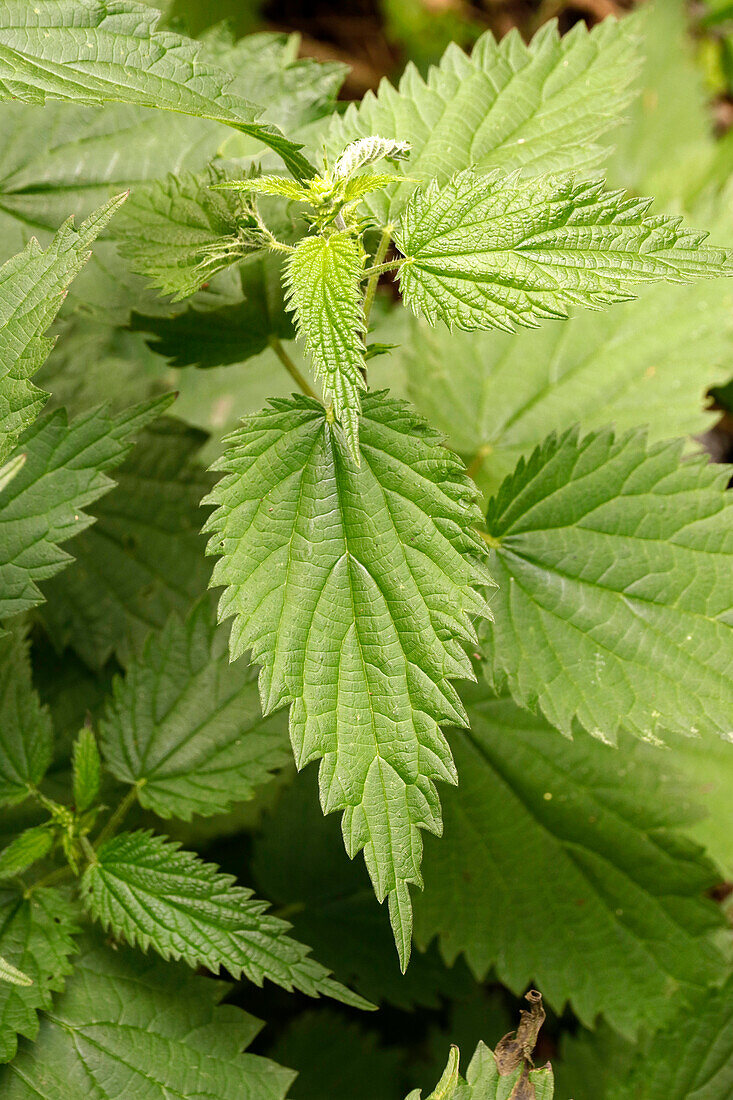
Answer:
94;785;140;848
363;225;394;328
269;336;319;399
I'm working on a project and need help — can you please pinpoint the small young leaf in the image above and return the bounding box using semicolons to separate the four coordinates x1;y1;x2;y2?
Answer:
285;233;367;460
0;827;52;879
395;171;732;333
408;1040;556;1100
0;959;32;988
0;626;52;807
0;0;313;179
0;886;78;1063
204;392;491;965
329;16;640;221
100;596;290;820
71;728;100;814
480;427;733;741
213;175;312;202
0;395;171;622
118;171;261;301
333;136;411;178
81;830;371;1009
0;932;295;1098
0;194;128;463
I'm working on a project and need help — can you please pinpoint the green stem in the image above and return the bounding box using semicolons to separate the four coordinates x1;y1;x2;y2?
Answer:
79;835;97;867
94;785;140;848
363;225;394;328
269;336;319;399
466;443;492;482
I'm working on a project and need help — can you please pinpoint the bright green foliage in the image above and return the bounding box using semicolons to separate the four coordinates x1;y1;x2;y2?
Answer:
0;628;52;807
0;887;78;1063
285;234;366;459
0;827;52;879
396;171;732;332
118;170;261;300
414;686;724;1036
39;419;212;668
71;728;100;813
329;17;639;222
334;136;411;178
0;0;312;179
81;829;370;1007
205;392;490;965
0;395;169;622
100;596;290;820
403;273;733;496
616;979;733;1098
0;933;295;1098
406;1042;556;1100
0;195;126;463
130;252;294;367
480;427;733;741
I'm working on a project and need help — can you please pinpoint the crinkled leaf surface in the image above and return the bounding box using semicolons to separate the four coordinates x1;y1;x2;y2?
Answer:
101;596;290;820
0;932;294;1098
329;17;639;222
0;626;52;806
0;0;312;179
0;395;169;622
285;233;366;460
0;195;125;464
204;392;491;965
81;829;369;1008
414;685;724;1036
0;887;78;1064
480;427;733;741
396;171;731;333
39;419;212;669
402;273;733;498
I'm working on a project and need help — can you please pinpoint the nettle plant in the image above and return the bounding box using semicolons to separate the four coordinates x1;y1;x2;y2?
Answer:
0;0;733;1096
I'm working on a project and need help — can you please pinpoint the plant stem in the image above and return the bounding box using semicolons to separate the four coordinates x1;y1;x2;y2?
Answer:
363;225;394;328
94;785;140;848
466;443;492;482
269;336;319;399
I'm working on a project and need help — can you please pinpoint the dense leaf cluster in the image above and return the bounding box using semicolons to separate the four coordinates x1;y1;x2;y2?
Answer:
0;0;731;1096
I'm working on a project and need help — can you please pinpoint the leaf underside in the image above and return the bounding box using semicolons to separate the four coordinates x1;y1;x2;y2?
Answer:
204;392;491;966
0;625;52;806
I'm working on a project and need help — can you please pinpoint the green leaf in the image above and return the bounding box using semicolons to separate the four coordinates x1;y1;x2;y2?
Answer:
71;728;100;813
480;427;733;741
616;978;733;1099
554;1023;635;1100
252;769;474;1010
81;829;370;1009
408;1042;556;1100
100;596;290;820
0;195;127;464
0;827;52;879
39;419;212;669
333;136;411;178
213;174;312;201
402;272;733;498
0;886;78;1063
204;392;490;965
0;931;295;1098
395;171;731;333
130;252;295;368
414;685;725;1036
285;233;366;460
118;169;262;301
0;0;313;179
328;16;639;221
0;394;170;622
0;626;52;807
0;959;31;987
